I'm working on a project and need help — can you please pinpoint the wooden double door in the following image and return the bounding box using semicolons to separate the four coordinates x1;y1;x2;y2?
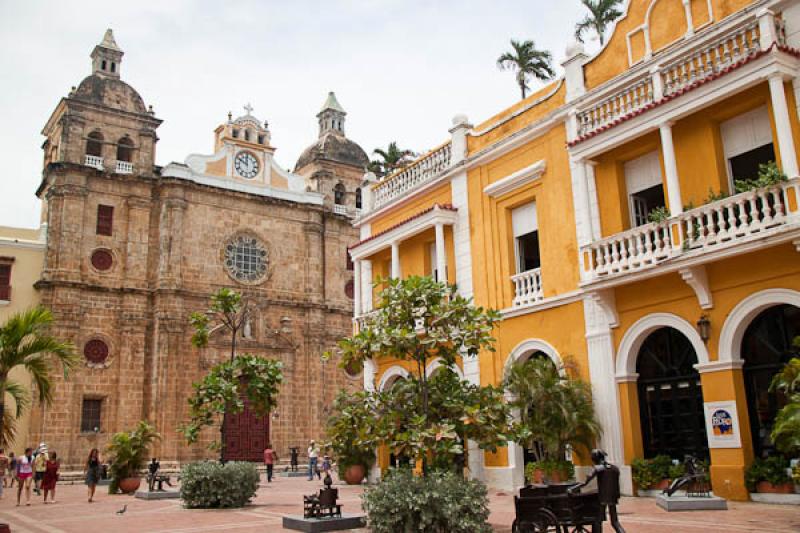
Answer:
222;397;270;462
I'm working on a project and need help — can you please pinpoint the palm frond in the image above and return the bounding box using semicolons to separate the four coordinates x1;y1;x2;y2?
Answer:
3;379;30;418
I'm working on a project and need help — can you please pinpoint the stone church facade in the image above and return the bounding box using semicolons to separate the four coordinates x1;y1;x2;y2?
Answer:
30;30;367;466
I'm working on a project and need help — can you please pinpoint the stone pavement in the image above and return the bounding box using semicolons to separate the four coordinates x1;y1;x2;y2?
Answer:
0;476;797;532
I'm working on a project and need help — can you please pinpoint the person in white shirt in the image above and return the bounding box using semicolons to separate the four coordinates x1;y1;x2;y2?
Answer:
307;441;320;481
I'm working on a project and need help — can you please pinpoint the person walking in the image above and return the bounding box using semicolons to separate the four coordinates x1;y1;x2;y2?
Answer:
85;448;101;503
16;448;33;506
42;451;59;504
0;449;8;499
33;443;48;496
263;443;278;483
7;452;16;489
321;455;332;478
307;441;320;481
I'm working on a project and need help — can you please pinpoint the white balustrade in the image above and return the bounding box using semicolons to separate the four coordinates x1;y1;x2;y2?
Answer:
333;204;348;216
352;310;378;333
115;160;134;174
577;77;654;137
582;178;800;281
372;143;452;209
511;268;544;308
85;155;104;170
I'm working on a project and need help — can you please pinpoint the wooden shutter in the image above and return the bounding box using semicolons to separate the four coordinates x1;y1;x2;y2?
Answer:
0;264;10;300
96;205;114;236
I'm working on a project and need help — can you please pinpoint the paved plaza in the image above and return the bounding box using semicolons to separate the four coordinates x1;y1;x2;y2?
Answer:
0;476;797;532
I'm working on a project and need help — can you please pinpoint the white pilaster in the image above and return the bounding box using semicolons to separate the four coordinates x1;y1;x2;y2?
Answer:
682;0;694;37
434;223;447;283
757;8;777;50
768;74;800;178
391;241;401;279
659;122;683;215
449;115;471;165
569;157;594;246
562;42;588;103
586;161;601;241
353;259;362;316
450;171;474;299
362;260;373;312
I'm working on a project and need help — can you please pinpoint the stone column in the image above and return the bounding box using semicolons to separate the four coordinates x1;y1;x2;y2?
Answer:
434;223;447;282
768;74;800;178
353;259;362;316
569;158;593;246
659;122;683;215
391;241;401;279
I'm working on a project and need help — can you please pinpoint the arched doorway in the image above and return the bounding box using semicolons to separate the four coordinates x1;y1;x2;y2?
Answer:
637;327;708;459
741;304;800;458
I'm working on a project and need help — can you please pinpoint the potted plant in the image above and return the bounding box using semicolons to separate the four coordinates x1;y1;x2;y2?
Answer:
504;357;601;486
325;390;376;485
745;456;793;494
632;455;685;492
106;420;161;494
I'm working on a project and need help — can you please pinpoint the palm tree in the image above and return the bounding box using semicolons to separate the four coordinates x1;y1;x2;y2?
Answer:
369;142;415;177
0;307;77;446
497;39;555;100
575;0;623;46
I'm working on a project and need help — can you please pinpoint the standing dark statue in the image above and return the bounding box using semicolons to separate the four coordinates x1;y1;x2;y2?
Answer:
569;449;626;533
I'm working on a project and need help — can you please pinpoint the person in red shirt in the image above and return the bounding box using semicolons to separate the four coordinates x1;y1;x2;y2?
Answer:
263;444;278;483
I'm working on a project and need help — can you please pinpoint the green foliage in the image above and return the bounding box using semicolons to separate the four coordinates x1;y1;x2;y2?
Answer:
792;463;800;485
180;354;283;447
704;188;729;204
497;39;554;99
575;0;623;45
770;354;800;454
180;461;259;508
325;390;377;477
0;306;77;445
647;206;671;224
362;469;492;533
745;456;792;491
525;459;575;483
190;287;254;359
368;142;415;177
503;357;601;464
106;420;161;493
734;161;787;193
631;455;684;489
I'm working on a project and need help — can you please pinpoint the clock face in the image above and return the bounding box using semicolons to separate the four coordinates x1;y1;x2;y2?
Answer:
234;151;259;179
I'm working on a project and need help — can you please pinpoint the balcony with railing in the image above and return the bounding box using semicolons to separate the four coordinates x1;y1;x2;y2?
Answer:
372;142;452;210
574;12;777;142
511;268;544;308
333;204;348;216
115;160;134;174
85;155;104;170
581;178;800;283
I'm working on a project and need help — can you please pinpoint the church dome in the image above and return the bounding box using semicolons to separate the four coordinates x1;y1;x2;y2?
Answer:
72;74;148;114
295;132;369;171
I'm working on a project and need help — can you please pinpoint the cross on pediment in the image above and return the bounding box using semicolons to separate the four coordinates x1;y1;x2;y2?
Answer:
244;103;254;115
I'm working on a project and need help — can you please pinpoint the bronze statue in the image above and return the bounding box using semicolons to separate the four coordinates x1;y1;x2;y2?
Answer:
569;449;626;533
663;455;710;498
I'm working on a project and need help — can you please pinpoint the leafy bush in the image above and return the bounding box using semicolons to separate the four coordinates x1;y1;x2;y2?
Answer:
362;470;492;533
106;420;160;494
525;459;575;483
631;455;678;489
734;161;787;193
647;206;671;224
770;354;800;454
325;390;376;478
745;456;792;492
180;461;259;508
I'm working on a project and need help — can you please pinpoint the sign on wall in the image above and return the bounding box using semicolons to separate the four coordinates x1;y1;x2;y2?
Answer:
703;401;742;449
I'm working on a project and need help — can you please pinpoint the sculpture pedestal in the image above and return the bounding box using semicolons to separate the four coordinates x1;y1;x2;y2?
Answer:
656;493;727;511
282;514;366;532
135;490;181;500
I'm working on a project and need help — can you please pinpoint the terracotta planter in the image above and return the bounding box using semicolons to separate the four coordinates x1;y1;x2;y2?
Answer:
118;477;141;494
755;481;794;494
343;464;366;485
528;468;545;485
548;470;565;484
653;478;671;491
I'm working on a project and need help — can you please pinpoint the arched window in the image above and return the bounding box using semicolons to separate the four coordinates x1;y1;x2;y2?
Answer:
110;62;116;73
232;129;240;139
86;131;104;157
101;60;107;71
742;304;800;458
355;188;362;209
334;183;346;205
636;327;707;459
244;130;251;142
116;137;134;162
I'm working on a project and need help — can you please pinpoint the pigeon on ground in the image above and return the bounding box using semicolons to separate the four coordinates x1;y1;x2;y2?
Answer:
116;504;128;515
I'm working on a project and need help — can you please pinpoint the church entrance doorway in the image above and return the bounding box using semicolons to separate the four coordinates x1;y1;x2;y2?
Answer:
636;327;708;459
222;395;270;462
741;304;800;458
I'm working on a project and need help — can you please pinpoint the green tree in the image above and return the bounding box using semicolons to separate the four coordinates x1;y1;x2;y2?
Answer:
180;354;283;450
575;0;624;46
503;357;601;464
497;39;555;99
769;338;800;454
368;142;415;177
106;420;161;493
325;390;378;476
332;276;509;471
190;287;254;362
0;307;77;445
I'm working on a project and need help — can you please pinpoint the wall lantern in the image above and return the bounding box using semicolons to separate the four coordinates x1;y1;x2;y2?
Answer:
696;315;711;343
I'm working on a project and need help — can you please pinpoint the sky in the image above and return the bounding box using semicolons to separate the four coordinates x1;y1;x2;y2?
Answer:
0;0;601;228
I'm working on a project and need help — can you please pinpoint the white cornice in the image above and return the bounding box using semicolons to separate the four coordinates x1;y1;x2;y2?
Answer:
0;238;45;250
484;160;546;198
499;289;584;319
350;206;458;260
694;360;745;374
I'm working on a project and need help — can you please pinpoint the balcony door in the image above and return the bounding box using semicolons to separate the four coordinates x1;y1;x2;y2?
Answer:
511;202;540;274
720;106;775;188
625;151;666;227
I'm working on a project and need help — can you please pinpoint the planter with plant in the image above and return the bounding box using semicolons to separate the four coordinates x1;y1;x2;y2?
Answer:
525;459;575;485
745;456;793;494
106;420;161;494
503;357;601;486
631;455;684;492
734;161;787;194
325;390;376;485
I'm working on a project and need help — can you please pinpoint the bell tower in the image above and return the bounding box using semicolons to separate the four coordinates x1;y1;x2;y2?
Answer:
317;92;346;137
90;29;123;79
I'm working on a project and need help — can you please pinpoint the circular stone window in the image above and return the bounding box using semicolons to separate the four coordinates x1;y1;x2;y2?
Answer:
84;339;109;365
223;234;269;284
344;359;362;378
90;249;113;271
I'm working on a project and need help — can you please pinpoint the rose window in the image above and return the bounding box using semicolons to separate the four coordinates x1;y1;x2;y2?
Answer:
84;339;109;364
223;234;269;283
91;249;113;271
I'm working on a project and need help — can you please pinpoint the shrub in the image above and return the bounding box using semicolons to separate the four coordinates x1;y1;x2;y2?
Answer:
734;161;787;193
362;470;492;533
106;420;160;494
745;456;792;492
647;206;671;224
525;459;575;483
631;455;676;490
180;461;259;508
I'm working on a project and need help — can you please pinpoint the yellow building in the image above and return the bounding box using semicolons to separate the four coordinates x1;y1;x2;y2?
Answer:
349;0;800;501
0;225;46;455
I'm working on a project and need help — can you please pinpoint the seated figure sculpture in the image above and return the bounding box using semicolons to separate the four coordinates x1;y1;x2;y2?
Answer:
663;455;710;498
